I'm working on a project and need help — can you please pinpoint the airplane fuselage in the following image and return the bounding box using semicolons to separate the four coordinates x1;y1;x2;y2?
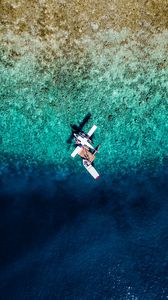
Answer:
71;124;100;179
74;133;94;150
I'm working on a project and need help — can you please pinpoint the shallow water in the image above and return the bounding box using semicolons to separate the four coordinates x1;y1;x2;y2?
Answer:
0;1;168;299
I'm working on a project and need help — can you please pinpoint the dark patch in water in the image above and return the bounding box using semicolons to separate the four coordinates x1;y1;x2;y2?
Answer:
0;161;168;299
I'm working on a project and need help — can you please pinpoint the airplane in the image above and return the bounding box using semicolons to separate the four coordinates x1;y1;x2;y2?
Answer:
71;125;100;179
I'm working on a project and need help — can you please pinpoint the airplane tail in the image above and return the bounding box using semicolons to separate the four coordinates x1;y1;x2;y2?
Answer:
83;159;99;179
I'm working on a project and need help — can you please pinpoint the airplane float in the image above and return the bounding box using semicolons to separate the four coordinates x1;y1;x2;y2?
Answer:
71;125;100;179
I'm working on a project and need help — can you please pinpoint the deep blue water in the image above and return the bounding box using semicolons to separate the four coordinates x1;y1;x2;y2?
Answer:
0;162;168;300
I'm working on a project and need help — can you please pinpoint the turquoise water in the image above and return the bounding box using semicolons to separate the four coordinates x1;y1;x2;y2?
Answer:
1;29;168;177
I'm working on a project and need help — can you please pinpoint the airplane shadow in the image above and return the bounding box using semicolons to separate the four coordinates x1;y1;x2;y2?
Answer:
66;113;92;147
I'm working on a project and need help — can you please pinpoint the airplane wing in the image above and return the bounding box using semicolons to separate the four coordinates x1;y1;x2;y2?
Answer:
87;125;97;137
82;139;94;150
71;146;82;158
83;159;99;179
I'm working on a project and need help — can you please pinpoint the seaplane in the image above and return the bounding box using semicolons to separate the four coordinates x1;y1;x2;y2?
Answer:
71;125;100;179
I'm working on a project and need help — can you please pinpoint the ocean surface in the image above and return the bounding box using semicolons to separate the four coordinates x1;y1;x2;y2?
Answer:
0;1;168;299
